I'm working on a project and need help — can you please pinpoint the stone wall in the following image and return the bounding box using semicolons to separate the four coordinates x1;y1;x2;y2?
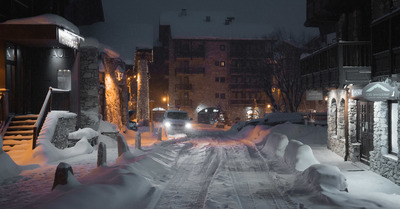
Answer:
137;59;150;124
79;46;100;130
52;116;77;149
370;101;400;185
347;98;360;162
327;89;346;158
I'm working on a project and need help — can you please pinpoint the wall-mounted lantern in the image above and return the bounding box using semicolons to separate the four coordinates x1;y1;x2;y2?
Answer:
115;66;124;81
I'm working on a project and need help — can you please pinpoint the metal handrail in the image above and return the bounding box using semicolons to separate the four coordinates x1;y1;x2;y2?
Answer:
32;87;52;149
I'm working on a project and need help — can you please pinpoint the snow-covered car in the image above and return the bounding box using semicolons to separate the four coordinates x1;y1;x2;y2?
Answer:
162;110;192;134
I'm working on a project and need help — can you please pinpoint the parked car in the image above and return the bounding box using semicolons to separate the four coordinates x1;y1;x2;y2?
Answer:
162;110;192;134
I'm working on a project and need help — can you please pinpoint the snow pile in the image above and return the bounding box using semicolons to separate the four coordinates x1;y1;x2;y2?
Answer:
2;13;80;34
301;164;347;192
0;136;22;180
17;111;94;165
263;112;305;125
262;132;288;158
68;128;99;140
283;140;320;172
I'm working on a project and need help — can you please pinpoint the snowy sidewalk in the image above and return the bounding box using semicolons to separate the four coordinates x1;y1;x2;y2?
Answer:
311;145;400;196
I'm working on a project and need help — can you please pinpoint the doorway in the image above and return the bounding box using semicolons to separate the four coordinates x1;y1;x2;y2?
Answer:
357;101;374;164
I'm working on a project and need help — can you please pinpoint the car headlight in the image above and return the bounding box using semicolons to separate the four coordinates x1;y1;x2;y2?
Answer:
185;123;192;129
165;122;171;128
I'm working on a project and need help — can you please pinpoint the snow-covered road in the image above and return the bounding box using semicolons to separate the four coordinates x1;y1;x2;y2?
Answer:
2;122;400;209
153;140;295;209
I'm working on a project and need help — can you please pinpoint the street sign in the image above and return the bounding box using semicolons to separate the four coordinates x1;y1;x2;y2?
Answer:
306;90;323;101
362;82;395;101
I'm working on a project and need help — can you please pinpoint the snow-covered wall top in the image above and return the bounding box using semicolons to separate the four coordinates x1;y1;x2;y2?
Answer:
160;10;273;40
2;13;80;34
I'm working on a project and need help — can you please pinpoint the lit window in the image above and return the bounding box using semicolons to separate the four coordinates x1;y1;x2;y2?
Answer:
220;61;225;67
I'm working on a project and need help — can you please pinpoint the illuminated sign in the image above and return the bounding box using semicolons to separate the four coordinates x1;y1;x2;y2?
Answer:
58;28;83;49
306;90;323;101
362;82;395;101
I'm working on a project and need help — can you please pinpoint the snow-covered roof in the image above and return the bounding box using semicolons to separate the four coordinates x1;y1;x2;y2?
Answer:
160;10;273;40
2;13;80;34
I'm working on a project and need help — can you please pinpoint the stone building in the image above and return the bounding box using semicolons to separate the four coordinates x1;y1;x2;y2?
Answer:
159;10;276;122
302;0;400;186
79;38;129;132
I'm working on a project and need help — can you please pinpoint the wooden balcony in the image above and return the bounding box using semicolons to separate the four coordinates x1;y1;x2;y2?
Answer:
301;41;371;88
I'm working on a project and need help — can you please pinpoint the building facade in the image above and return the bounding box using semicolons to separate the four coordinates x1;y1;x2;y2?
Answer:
159;10;276;123
302;0;400;185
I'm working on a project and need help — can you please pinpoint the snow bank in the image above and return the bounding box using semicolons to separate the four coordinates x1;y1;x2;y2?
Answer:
269;123;327;145
17;111;94;165
302;164;347;192
283;140;320;171
262;132;288;158
68;128;99;140
0;136;21;180
263;112;304;125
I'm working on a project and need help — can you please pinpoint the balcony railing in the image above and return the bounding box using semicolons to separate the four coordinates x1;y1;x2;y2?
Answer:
175;99;192;107
229;83;259;89
175;84;192;91
300;41;371;88
175;67;205;75
229;99;266;105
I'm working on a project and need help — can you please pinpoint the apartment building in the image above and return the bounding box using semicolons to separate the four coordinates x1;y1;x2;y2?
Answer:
159;9;275;122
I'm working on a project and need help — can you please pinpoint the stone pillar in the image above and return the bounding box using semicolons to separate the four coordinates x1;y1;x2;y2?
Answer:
348;98;358;160
137;59;150;125
79;46;100;130
370;101;389;171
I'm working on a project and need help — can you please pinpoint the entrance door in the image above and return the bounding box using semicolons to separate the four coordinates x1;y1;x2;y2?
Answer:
358;101;374;164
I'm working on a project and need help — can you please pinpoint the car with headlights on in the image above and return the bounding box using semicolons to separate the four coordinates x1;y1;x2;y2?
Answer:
162;110;192;135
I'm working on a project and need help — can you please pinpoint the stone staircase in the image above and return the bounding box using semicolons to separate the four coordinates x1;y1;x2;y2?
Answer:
2;115;38;154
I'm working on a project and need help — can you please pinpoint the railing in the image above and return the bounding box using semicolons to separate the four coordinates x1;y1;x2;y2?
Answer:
0;89;9;136
175;84;192;91
301;41;371;87
32;87;70;149
175;99;192;107
175;67;205;74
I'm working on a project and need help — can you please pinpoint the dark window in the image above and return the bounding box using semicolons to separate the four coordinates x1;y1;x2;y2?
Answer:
220;45;225;51
215;61;220;66
220;93;225;99
215;93;219;98
220;77;225;83
215;77;220;82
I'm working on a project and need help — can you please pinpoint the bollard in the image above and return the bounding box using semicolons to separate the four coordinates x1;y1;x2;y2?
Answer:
157;128;162;141
52;162;74;191
97;142;107;167
117;133;130;156
135;131;141;149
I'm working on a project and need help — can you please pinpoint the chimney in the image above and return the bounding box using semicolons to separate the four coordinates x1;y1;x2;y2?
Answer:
224;17;235;25
180;8;187;16
206;16;211;22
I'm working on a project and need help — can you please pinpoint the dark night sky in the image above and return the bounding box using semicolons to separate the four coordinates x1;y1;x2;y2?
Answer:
80;0;318;63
